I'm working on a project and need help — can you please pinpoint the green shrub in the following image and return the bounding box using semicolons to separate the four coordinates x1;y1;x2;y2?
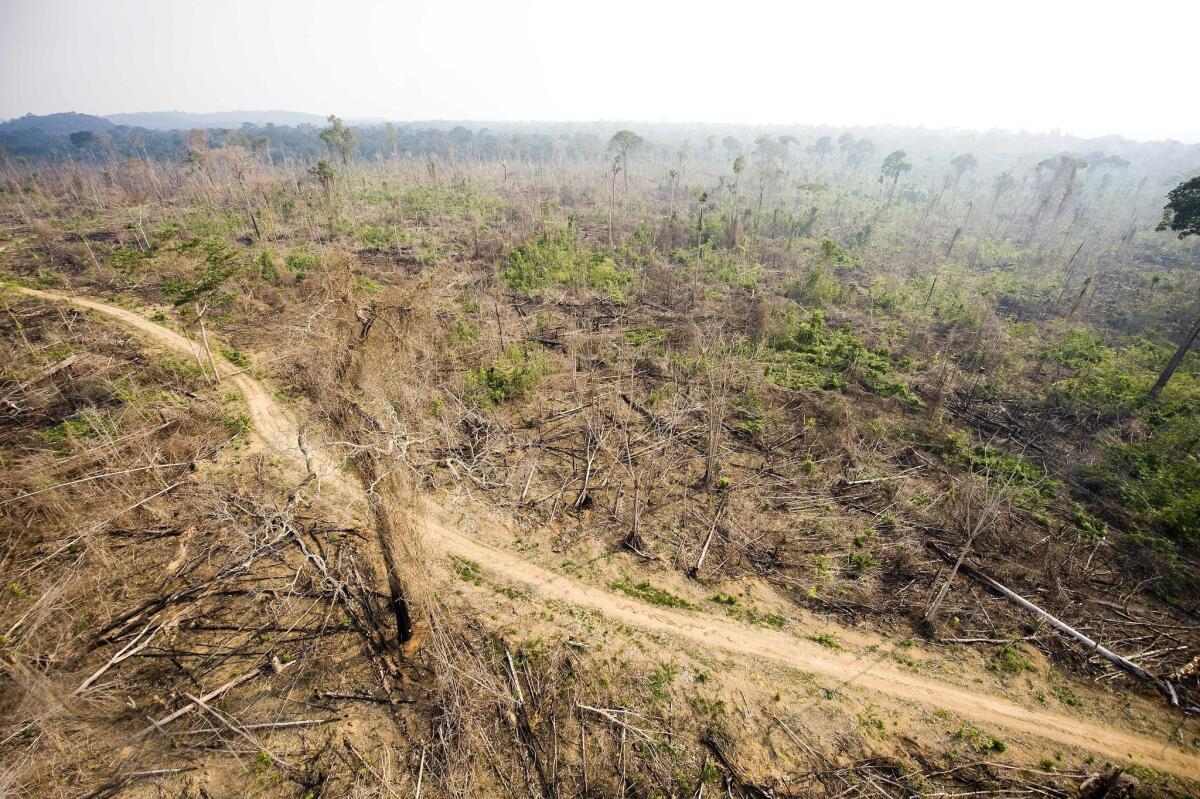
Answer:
285;246;320;279
847;550;877;576
357;224;395;248
1094;414;1200;550
784;265;843;308
108;244;154;276
501;229;630;300
255;250;279;281
609;578;693;609
163;237;242;305
220;347;250;369
993;644;1035;674
762;309;920;405
468;346;547;406
625;328;665;346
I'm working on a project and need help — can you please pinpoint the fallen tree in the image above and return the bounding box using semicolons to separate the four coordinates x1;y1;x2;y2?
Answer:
926;541;1197;714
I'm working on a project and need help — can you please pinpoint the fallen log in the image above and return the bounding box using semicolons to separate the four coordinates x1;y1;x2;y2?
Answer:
925;541;1195;714
134;658;293;739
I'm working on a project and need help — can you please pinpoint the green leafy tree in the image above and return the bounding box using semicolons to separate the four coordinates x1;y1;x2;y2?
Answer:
607;129;643;193
1149;176;1200;398
806;136;833;164
846;138;875;170
879;150;912;201
721;136;742;160
949;152;978;186
1158;177;1200;239
319;114;358;165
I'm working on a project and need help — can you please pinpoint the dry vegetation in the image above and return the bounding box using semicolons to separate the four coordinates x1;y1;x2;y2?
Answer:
1;127;1200;797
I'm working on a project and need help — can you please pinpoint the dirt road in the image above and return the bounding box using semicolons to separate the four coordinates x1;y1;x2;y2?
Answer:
14;286;1199;778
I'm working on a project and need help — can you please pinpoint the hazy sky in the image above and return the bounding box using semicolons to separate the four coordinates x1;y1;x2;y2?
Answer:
1;0;1196;141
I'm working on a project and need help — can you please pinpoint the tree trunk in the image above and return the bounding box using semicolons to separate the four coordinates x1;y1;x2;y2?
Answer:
925;541;1188;710
195;304;221;384
1150;307;1200;399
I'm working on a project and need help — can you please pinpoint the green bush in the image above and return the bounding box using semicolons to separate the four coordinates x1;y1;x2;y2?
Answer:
784;265;843;308
163;237;242;305
285;246;320;279
501;229;630;300
467;346;546;406
762;309;920;405
1094;414;1200;549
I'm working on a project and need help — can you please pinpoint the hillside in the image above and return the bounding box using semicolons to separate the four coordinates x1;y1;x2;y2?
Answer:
0;111;113;134
104;110;329;130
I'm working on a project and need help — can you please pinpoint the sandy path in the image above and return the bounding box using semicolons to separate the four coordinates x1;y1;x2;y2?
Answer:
14;286;1199;778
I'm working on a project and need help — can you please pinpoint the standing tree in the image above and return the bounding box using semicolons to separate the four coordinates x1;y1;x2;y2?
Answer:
949;152;979;187
847;138;875;171
320;114;358;166
69;130;95;149
751;135;787;222
607;130;643;194
837;132;856;159
608;155;621;246
879;150;912;203
1149;176;1200;398
727;155;747;246
806;135;833;165
990;170;1016;214
721;136;743;161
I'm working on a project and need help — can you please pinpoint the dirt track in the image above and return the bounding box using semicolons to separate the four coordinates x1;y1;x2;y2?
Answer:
14;286;1200;778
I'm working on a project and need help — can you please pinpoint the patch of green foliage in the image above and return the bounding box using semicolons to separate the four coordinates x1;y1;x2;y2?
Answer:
1094;414;1200;550
1040;330;1200;422
762;309;920;405
625;328;665;347
467;345;547;407
222;409;252;438
784;265;844;308
807;632;843;650
697;245;761;290
938;432;1058;511
648;662;678;699
501;229;630;300
285;246;320;280
451;319;479;344
609;578;694;609
44;411;110;455
847;550;877;576
255;250;279;282
183;208;246;239
953;722;1006;754
392;181;502;221
220;346;250;369
992;644;1035;675
708;594;786;628
163;237;241;306
1071;503;1108;540
451;556;483;585
818;237;859;266
107;244;154;276
356;223;397;249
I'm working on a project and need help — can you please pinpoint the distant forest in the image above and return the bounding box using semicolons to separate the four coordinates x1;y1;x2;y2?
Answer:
3;111;1200;174
0;112;630;164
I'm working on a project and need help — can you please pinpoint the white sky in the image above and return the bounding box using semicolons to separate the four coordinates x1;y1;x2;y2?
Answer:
1;0;1196;142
